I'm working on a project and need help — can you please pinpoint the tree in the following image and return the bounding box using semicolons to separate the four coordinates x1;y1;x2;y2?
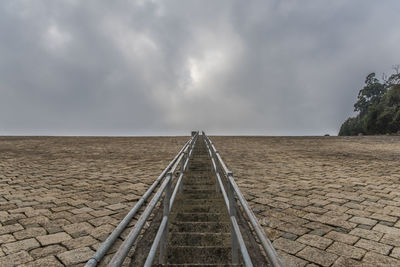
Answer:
353;73;386;115
339;67;400;136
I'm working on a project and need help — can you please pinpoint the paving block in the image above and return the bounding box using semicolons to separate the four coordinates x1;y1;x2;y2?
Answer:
37;232;72;246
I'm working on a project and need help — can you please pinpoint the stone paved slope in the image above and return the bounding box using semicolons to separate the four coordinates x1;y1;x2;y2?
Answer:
212;136;400;266
0;136;186;266
1;135;400;266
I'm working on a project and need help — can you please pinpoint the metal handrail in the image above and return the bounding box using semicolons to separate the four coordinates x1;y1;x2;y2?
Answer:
203;135;252;266
107;132;199;266
85;133;198;267
144;133;198;266
203;132;285;267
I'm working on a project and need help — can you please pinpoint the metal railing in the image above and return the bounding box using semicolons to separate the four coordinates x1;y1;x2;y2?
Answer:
203;132;285;267
85;132;198;267
143;132;198;266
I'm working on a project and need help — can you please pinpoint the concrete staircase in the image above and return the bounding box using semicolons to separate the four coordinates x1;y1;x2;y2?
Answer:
164;135;241;266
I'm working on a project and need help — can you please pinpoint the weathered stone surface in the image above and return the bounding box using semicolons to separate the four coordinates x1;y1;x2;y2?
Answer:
106;203;127;211
70;207;94;215
303;213;356;230
89;209;115;218
303;222;333;233
37;232;72;246
13;227;46;240
391;247;400;258
380;233;400;246
0;224;24;235
29;244;67;259
277;250;308;267
253;197;273;205
1;135;400;266
19;255;63;267
276;222;309;236
349;216;377;226
57;246;94;265
90;224;115;241
324;231;359;245
297;246;338;267
326;241;366;260
1;238;40;254
18;216;49;226
62;222;93;238
0;251;33;267
263;227;283;241
372;224;400;235
369;213;398;223
354;238;392;255
62;235;98;250
332;256;363;267
89;215;118;227
68;213;94;223
296;234;333;250
362;251;400;265
349;228;383;241
273;238;305;254
0;234;15;244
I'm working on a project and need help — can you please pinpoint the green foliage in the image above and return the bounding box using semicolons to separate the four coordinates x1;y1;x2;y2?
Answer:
354;73;386;115
339;117;363;136
339;68;400;136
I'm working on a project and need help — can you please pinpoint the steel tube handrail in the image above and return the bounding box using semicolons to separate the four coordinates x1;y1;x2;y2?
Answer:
227;174;284;267
231;216;253;267
203;135;252;266
107;173;174;266
204;137;229;210
170;134;197;210
85;138;193;267
169;173;183;209
143;134;198;266
144;216;168;267
107;133;200;266
203;133;284;267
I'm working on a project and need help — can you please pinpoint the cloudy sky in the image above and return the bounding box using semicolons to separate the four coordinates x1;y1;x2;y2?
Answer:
1;0;399;136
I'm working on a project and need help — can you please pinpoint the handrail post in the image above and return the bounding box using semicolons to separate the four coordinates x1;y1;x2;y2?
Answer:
227;171;239;264
180;152;186;193
159;173;172;264
214;150;220;193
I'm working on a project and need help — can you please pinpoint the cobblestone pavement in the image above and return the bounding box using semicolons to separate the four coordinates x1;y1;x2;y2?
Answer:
0;136;187;266
1;136;400;266
212;136;400;266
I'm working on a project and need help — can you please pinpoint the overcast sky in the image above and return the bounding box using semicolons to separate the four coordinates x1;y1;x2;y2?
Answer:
1;1;399;136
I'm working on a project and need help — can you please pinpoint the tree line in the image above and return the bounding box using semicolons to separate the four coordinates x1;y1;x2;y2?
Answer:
339;66;400;136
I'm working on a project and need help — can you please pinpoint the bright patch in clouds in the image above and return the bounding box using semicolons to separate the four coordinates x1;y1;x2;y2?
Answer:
188;50;225;86
44;24;71;51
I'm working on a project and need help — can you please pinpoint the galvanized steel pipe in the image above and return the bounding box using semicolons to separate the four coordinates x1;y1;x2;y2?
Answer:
204;133;284;267
85;138;193;267
107;173;173;266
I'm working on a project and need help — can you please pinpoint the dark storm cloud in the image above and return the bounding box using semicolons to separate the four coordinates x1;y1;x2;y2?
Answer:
1;0;399;135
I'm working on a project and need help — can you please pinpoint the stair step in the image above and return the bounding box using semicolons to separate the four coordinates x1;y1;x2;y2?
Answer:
169;232;230;246
176;199;226;206
184;182;215;186
175;203;226;213
157;264;243;267
183;189;217;194
170;222;230;233
167;246;231;264
163;136;244;266
181;185;216;190
185;175;213;178
180;193;221;199
174;213;229;222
